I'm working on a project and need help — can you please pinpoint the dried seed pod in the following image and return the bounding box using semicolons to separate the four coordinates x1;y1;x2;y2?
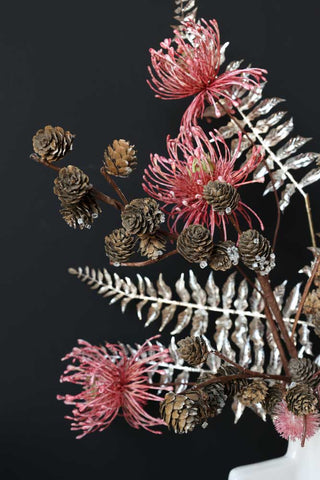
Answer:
177;224;214;264
286;383;318;416
238;380;268;406
303;289;320;316
217;365;249;397
197;373;227;416
209;240;239;271
177;336;209;367
289;358;320;388
139;231;167;260
121;198;164;235
203;180;240;214
262;383;284;415
104;228;136;263
103;139;137;177
32;125;75;163
238;229;275;275
53;165;91;206
60;193;101;230
160;390;209;434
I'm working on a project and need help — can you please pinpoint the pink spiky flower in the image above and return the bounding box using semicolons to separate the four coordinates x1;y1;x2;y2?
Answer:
273;400;320;444
148;19;267;127
143;126;264;238
57;336;172;438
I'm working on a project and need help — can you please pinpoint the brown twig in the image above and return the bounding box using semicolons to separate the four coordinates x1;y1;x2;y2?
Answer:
100;167;129;205
301;415;307;448
257;273;298;358
291;254;320;339
195;372;290;392
264;305;290;376
229;214;242;236
111;249;178;267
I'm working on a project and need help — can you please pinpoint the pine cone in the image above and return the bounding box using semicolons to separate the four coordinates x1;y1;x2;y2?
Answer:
262;383;284;415
121;198;164;235
160;390;209;434
139;231;167;259
286;383;318;416
303;289;320;316
103;139;137;177
209;241;239;271
32;125;75;163
177;336;209;367
177;225;214;264
60;192;101;230
203;181;240;214
238;229;275;275
217;365;249;397
104;228;136;263
238;380;268;406
53;165;91;206
197;373;227;416
288;358;320;388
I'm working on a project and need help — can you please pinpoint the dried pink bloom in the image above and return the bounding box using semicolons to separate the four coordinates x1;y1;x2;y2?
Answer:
273;400;320;442
143;126;264;238
57;336;172;438
148;19;267;127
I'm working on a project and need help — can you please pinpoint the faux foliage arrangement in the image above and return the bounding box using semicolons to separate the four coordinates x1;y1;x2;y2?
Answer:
31;0;320;452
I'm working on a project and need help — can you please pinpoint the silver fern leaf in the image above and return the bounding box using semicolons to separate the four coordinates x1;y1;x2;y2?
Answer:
172;0;198;27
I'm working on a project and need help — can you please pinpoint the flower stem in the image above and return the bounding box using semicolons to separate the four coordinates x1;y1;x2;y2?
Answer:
111;249;178;267
100;167;129;205
195;372;290;392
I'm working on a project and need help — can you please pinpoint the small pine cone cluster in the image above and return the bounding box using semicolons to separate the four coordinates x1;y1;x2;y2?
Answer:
160;390;209;434
197;373;227;416
203;180;240;214
54;165;91;206
209;241;239;271
177;225;214;264
237;380;268;406
104;228;136;263
32;125;75;163
238;229;275;275
121;198;164;236
289;358;320;388
217;365;249;397
139;231;167;260
262;383;284;415
303;289;320;316
60;193;101;230
103;139;137;177
177;336;209;367
286;383;318;416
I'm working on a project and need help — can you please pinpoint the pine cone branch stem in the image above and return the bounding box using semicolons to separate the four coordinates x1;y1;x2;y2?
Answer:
31;154;61;172
100;166;129;205
291;254;320;339
109;248;178;267
264;304;291;377
229;214;242;235
195;372;289;392
257;273;298;359
91;188;123;211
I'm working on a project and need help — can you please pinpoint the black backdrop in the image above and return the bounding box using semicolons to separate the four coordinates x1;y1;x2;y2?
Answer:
2;1;320;479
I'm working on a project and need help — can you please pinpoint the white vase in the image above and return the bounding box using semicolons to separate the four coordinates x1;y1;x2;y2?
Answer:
228;431;320;480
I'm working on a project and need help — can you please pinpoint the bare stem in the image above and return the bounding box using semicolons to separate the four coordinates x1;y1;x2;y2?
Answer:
111;249;178;267
291;254;320;338
100;167;129;205
195;372;290;392
264;305;290;376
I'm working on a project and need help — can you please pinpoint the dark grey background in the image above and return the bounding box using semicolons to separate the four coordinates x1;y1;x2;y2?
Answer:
1;1;320;479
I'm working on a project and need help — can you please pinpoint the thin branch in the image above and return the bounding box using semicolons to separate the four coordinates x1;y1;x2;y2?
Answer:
100;167;129;205
194;372;290;392
264;305;290;376
110;249;178;267
291;254;320;338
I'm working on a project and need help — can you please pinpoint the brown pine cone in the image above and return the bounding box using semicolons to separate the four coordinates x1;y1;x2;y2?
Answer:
121;198;164;235
203;180;240;214
103;139;137;177
160;390;209;434
238;380;268;406
60;192;101;230
262;383;284;415
139;231;167;259
303;289;320;316
209;241;239;271
53;165;91;206
104;228;136;263
197;373;227;416
217;365;249;397
32;125;75;163
177;225;214;264
286;383;318;416
177;336;209;367
238;229;275;275
289;358;320;388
